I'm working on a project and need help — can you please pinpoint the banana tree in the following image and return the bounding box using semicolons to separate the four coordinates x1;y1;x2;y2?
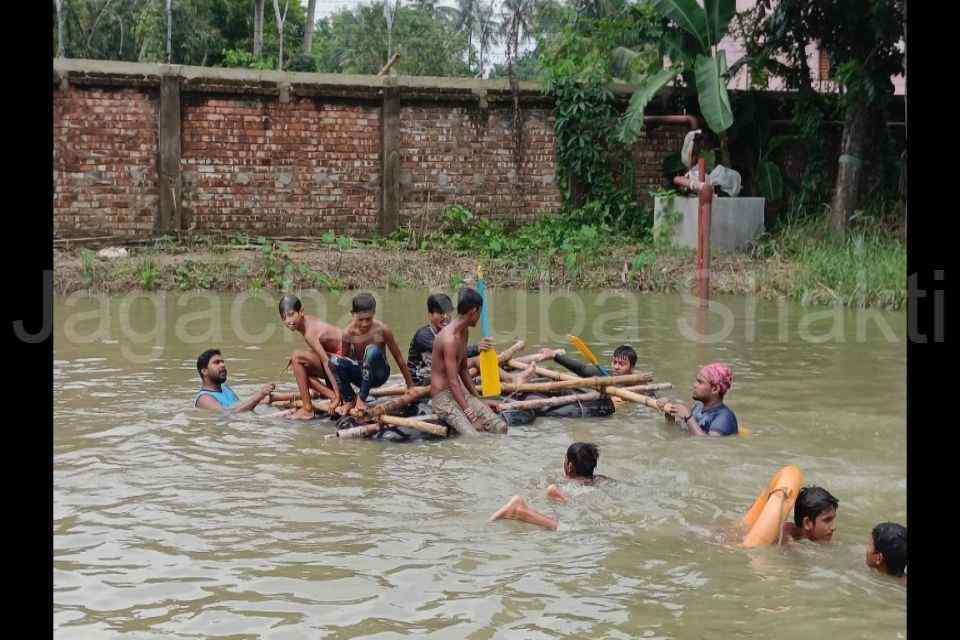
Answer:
616;0;736;165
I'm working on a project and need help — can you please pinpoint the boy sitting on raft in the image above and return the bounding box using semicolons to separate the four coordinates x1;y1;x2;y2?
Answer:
781;486;839;543
331;292;415;417
866;522;906;585
430;287;507;434
279;294;343;420
194;349;275;413
488;443;609;531
659;363;738;436
407;293;491;386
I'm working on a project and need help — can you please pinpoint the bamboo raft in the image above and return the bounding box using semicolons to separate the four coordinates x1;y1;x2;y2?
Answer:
269;339;680;441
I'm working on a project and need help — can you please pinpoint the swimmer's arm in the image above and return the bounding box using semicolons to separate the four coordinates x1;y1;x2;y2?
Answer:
383;325;415;388
670;403;708;436
304;332;341;404
231;383;275;413
553;353;598;378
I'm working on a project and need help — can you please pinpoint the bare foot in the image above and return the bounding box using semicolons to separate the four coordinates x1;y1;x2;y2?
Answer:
354;398;369;414
289;408;316;421
546;484;569;503
488;495;526;523
334;402;353;418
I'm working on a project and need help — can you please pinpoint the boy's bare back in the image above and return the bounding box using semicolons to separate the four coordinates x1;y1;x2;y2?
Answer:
303;315;342;355
430;324;466;395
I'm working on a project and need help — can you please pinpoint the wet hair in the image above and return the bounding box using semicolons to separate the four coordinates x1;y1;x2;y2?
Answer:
427;293;454;314
872;522;907;577
196;349;221;378
613;345;637;367
278;294;302;316
457;287;483;315
351;292;377;314
794;486;839;527
566;442;599;477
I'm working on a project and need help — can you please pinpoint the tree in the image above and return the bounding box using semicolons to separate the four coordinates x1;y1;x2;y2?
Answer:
312;2;470;77
617;0;738;167
166;0;173;62
254;0;264;59
302;0;317;54
735;0;904;236
271;0;290;69
55;0;66;58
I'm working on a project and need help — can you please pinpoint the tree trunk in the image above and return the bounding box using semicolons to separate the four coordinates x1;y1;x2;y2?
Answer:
254;0;264;59
829;96;869;237
166;0;172;63
55;0;65;58
303;0;317;54
272;0;289;70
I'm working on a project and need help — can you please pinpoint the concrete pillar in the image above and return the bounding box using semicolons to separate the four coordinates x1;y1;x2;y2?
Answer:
157;73;182;235
380;85;400;236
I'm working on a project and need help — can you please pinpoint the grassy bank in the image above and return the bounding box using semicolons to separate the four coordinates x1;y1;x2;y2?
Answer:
54;208;906;310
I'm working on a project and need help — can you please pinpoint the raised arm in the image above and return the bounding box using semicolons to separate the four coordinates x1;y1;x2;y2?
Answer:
383;326;415;388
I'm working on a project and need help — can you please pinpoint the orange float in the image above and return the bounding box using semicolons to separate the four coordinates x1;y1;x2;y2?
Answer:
739;464;804;548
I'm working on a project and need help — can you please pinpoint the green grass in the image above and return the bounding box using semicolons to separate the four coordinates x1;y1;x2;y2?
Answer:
756;214;906;309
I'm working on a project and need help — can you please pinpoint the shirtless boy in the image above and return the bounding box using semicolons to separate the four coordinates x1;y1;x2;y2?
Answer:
279;294;343;420
430;287;507;435
330;292;414;417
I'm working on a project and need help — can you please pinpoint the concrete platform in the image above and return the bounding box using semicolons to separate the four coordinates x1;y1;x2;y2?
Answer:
653;196;765;253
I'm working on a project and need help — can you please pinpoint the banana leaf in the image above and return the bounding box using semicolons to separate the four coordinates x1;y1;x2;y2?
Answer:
704;0;736;49
695;51;733;133
653;0;709;52
617;66;683;144
756;160;784;201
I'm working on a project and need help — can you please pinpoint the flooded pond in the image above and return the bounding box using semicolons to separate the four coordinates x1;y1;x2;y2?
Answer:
54;289;906;638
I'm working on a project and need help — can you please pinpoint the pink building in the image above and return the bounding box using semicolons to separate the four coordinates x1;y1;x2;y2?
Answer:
719;0;905;95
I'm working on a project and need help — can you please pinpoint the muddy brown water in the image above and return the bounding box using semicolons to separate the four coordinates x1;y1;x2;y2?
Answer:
54;289;906;638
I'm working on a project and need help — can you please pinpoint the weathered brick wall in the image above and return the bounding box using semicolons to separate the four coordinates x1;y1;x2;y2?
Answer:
180;95;381;237
51;62;695;240
631;125;687;198
398;105;563;227
53;87;160;238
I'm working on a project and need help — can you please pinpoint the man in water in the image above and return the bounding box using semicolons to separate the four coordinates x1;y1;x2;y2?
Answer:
407;293;491;386
430;287;507;435
330;292;415;417
279;294;343;420
659;362;738;436
488;443;610;531
866;522;907;585
780;486;839;543
193;349;275;413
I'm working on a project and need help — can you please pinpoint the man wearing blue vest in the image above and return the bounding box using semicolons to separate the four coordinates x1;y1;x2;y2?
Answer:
194;348;275;413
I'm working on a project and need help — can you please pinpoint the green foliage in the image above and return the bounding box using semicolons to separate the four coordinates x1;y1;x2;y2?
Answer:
313;2;471;76
755;159;784;202
57;0;306;69
256;236;293;289
139;258;158;291
221;48;276;70
755;213;905;309
79;248;96;287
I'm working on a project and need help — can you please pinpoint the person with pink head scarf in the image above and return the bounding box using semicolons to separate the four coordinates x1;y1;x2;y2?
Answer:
658;362;739;436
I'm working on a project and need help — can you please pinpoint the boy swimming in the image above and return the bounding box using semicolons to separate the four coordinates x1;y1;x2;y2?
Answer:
488;443;610;530
780;486;839;543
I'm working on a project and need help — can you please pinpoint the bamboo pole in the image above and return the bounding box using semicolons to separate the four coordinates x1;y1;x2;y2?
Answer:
500;372;653;394
366;386;431;418
500;391;602;411
378;414;448;437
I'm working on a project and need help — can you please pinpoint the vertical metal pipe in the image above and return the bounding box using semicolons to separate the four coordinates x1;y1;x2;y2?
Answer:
696;157;712;308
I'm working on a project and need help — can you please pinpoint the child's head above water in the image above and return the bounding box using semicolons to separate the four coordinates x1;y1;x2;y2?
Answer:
612;345;637;375
565;442;599;478
794;486;839;542
867;522;907;577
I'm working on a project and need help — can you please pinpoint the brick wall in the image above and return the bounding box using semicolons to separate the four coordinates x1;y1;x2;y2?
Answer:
180;95;381;237
51;61;698;240
398;104;563;227
53;86;160;238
